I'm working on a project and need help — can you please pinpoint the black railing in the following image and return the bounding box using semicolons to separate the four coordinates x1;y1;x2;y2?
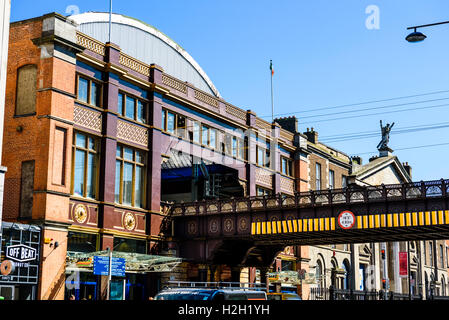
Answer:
309;287;426;301
168;179;449;216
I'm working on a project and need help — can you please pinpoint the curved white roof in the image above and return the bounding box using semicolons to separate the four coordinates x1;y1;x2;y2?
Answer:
69;12;220;97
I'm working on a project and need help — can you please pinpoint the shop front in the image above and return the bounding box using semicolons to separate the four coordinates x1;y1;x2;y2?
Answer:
0;222;41;300
65;249;182;300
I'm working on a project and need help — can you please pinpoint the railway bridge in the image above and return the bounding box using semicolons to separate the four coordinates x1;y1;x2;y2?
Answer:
162;179;449;272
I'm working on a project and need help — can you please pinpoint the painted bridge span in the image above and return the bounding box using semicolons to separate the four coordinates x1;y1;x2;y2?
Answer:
163;179;449;266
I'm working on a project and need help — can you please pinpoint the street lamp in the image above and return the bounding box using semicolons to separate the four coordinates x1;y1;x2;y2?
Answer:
406;20;449;43
405;28;426;43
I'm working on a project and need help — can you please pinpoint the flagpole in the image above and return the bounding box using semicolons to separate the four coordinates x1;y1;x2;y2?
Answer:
270;60;274;122
108;0;112;43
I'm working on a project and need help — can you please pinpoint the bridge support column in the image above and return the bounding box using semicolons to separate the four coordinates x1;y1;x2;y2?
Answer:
198;264;208;282
259;267;269;291
231;267;241;286
209;265;217;283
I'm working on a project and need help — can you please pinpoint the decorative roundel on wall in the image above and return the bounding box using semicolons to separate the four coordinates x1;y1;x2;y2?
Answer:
123;212;136;231
73;204;88;224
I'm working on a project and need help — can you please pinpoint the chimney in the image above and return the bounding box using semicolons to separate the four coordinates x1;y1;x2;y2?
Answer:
274;116;298;134
352;156;362;166
403;162;412;179
304;127;318;144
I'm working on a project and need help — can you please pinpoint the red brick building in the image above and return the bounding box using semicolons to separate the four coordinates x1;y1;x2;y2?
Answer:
2;12;311;300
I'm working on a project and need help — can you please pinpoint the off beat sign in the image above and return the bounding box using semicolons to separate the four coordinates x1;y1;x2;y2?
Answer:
337;210;356;230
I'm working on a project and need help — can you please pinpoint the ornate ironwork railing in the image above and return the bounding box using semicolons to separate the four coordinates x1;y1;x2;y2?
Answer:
168;179;449;216
309;287;424;301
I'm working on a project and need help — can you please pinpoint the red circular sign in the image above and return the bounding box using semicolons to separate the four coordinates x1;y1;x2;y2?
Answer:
338;210;356;230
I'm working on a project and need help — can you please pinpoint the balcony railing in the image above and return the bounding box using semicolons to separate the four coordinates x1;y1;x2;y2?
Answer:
167;179;449;216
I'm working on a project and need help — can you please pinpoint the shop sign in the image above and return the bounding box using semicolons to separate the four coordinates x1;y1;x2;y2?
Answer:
6;244;37;262
0;223;41;285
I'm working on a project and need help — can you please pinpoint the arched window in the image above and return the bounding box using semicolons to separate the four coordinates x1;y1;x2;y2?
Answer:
342;259;351;290
429;242;433;266
316;259;324;289
15;64;37;116
440;244;444;268
442;276;446;296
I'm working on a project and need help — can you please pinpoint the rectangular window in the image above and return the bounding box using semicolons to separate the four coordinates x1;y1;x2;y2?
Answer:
77;77;89;103
137;100;146;123
209;128;217;149
342;175;348;188
316;163;321;190
176;115;186;138
16;65;37;116
114;237;146;254
201;125;209;145
115;159;121;203
257;146;270;168
166;112;175;134
281;157;293;177
20;160;35;218
72;132;99;199
329;170;335;190
256;186;272;196
118;91;147;123
257;147;264;166
118;93;124;115
193;121;200;143
90;81;100;107
67;232;98;253
125;96;135;120
232;137;238;157
115;145;145;208
77;75;102;107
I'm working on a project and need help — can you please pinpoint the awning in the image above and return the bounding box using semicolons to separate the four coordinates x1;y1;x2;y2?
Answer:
66;250;182;274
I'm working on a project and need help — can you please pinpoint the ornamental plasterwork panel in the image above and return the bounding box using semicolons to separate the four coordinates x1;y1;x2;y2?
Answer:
117;119;148;147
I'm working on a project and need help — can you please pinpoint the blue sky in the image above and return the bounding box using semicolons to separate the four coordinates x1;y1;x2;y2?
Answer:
10;0;449;181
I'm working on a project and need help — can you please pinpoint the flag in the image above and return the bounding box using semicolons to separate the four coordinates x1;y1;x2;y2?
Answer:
270;60;274;76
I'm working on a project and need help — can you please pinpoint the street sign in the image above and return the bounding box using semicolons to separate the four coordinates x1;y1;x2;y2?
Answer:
338;210;356;230
93;256;126;277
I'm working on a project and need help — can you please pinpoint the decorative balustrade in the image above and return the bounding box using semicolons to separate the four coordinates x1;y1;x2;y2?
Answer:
76;32;106;56
119;52;150;76
225;103;247;122
161;73;188;94
168;179;449;216
194;89;219;109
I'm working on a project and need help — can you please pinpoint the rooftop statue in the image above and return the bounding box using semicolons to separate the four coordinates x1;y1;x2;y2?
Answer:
377;120;394;151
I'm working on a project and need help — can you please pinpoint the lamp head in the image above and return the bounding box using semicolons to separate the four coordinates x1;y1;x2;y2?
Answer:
406;29;427;42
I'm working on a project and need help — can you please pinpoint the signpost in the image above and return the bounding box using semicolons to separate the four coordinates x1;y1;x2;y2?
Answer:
93;255;126;277
93;251;126;300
